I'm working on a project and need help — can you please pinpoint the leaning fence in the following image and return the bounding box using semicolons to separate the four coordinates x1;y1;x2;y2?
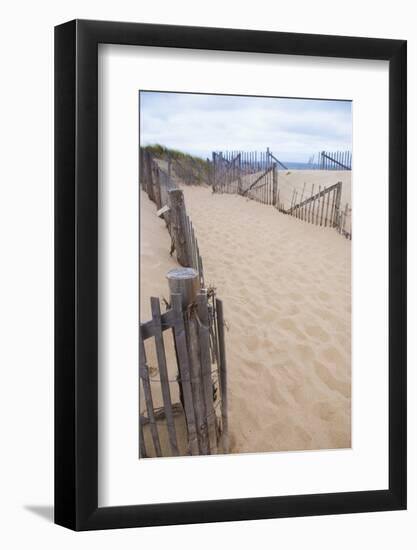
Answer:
242;164;278;206
287;181;351;238
140;148;205;285
317;150;352;170
139;284;228;458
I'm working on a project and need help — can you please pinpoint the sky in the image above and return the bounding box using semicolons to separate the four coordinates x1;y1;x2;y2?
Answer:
139;91;352;163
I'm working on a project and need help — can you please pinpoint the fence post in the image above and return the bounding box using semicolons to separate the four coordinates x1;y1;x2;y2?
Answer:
272;163;278;207
167;268;209;454
197;290;218;454
145;151;154;202
215;298;229;453
152;164;162;209
342;203;349;236
211;152;216;192
139;147;145;189
333;182;343;229
139;328;162;457
167;267;200;309
168;189;190;267
237;153;243;195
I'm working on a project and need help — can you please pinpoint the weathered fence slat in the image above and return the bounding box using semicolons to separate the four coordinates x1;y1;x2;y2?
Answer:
324;188;330;227
291;182;335;214
330;187;336;227
168;189;189;267
170;293;200;455
320;186;325;226
333;182;342;229
308;184;314;223
153;165;162;209
320;150;351;170
188;311;209;455
342;203;349;236
215;298;228;454
197;291;218;454
139;328;162;457
312;190;317;223
242;165;275;196
139;415;147;458
150;297;179;456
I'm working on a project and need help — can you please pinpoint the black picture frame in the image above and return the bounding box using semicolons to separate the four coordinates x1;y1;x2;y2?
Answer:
55;19;407;531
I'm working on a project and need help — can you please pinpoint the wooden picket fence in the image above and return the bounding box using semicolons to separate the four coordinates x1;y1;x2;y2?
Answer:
242;164;278;205
139;284;228;458
140;148;205;285
212;148;352;239
317;150;352;170
286;181;351;238
212;148;285;196
140;148;228;457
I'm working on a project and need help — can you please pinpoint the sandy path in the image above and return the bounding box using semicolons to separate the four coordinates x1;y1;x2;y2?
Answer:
180;185;351;452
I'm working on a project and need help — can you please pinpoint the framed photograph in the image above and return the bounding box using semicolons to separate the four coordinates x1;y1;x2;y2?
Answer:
55;20;406;530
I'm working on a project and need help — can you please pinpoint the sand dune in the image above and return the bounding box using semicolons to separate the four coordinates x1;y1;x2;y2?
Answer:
140;183;351;454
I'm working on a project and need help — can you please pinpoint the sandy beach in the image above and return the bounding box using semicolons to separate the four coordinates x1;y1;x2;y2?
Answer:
140;180;351;454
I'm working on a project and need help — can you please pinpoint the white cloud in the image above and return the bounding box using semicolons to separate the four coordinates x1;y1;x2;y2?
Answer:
140;92;352;162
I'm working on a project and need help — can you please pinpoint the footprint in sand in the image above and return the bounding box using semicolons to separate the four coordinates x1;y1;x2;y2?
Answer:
317;291;331;302
334;332;348;347
280;318;307;341
293;343;316;363
288;292;303;303
313;401;336;421
328;426;351;449
263;307;280;323
313;360;351;398
305;324;330;343
294;425;313;446
321;345;345;365
285;303;300;316
244;332;260;352
318;310;347;332
262;368;291;407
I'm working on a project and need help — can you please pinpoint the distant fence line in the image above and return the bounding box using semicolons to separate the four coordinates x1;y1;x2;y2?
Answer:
316;150;352;170
212;148;351;239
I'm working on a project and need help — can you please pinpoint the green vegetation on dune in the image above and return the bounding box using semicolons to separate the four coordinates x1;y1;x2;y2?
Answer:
142;144;211;185
142;144;206;164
